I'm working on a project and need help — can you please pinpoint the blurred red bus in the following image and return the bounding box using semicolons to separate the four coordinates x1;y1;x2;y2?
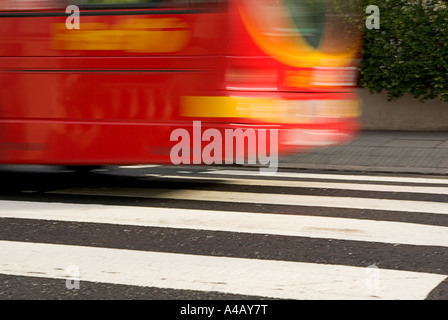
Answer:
0;0;364;168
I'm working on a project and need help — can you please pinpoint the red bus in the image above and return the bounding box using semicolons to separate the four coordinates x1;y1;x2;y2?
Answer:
0;0;364;168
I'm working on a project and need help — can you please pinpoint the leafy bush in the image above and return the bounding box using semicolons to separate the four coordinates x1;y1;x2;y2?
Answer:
360;0;448;102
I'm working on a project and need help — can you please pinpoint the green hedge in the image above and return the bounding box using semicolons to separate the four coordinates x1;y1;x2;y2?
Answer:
360;0;448;102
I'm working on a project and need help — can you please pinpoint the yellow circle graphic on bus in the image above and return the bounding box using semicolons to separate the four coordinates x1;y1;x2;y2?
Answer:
237;0;364;68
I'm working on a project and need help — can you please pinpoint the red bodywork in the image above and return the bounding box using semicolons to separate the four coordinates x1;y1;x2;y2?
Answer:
0;1;363;165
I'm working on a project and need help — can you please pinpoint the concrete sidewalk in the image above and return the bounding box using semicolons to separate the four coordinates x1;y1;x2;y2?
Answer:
279;131;448;175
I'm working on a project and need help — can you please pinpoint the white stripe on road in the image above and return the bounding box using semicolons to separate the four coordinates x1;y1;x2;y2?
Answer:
203;170;448;185
1;200;448;247
148;174;448;195
118;165;162;169
50;187;448;215
0;240;445;300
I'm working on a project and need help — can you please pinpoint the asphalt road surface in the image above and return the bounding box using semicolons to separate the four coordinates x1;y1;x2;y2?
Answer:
0;164;447;301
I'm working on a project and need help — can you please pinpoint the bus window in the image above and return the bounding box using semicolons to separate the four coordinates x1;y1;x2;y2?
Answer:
0;0;224;10
0;0;61;10
285;0;326;49
73;0;161;5
71;0;223;8
285;0;364;53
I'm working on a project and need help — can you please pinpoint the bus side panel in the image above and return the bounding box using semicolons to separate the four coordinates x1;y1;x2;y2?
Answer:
0;8;227;164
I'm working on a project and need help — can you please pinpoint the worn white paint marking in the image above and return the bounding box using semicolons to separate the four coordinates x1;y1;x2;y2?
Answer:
203;170;448;185
118;165;161;169
50;187;448;215
1;200;448;247
0;241;445;300
146;174;448;195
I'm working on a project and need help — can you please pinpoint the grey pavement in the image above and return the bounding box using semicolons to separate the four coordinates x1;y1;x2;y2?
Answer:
279;130;448;174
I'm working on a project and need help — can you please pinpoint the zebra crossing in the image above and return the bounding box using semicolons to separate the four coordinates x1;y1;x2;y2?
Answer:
0;165;447;300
